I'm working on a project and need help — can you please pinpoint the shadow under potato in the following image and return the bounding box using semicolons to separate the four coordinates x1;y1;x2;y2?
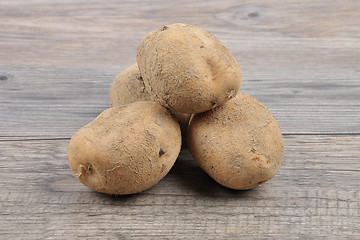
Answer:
87;148;256;201
167;148;255;198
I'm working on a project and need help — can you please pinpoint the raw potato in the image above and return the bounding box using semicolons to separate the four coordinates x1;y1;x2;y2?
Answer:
188;93;283;190
67;101;181;195
109;63;192;138
137;23;242;114
109;63;154;107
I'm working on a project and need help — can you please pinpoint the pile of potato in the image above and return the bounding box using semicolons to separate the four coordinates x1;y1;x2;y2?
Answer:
67;23;284;195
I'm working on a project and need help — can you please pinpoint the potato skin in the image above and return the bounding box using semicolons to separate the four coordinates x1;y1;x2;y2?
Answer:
137;23;242;114
67;101;181;195
188;93;283;190
109;63;154;107
109;63;192;139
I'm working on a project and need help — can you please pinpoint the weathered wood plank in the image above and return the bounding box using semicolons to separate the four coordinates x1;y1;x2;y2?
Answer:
0;135;359;238
0;0;359;68
1;66;359;137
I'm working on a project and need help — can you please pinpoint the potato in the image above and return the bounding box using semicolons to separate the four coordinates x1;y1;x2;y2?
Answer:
137;23;242;114
110;63;192;139
67;101;181;195
109;63;154;107
187;93;283;190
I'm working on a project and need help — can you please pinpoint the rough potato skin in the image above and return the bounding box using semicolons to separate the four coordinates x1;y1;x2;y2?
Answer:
109;63;192;139
67;101;181;195
137;23;242;114
187;93;283;190
109;63;154;107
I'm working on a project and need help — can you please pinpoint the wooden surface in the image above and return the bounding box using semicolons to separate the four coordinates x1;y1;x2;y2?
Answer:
0;0;359;239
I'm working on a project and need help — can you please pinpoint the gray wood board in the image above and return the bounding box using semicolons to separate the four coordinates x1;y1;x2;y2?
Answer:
0;0;359;68
0;135;359;239
1;66;359;138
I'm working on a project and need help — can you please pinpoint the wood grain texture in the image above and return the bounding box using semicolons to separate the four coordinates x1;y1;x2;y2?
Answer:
0;0;359;68
0;0;359;239
1;66;359;137
0;136;359;239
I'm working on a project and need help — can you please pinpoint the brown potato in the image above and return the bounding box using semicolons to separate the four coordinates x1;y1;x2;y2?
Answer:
137;23;242;114
187;93;283;190
109;63;154;107
67;101;181;195
109;63;192;139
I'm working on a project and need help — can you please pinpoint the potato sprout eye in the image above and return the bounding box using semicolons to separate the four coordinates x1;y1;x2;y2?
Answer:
159;148;167;156
136;73;143;82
